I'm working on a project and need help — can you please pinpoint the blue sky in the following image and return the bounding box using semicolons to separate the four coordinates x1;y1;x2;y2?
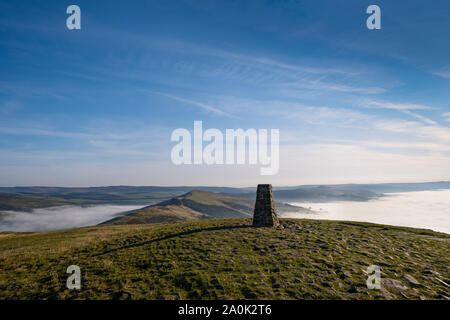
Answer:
0;0;449;186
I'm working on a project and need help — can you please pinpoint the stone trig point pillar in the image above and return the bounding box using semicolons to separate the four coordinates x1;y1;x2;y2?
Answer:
253;184;280;227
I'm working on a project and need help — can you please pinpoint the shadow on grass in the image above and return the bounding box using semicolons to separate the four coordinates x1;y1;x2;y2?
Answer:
93;223;254;257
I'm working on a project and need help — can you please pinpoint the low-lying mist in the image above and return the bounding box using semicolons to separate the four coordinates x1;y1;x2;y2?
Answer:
286;190;450;234
0;205;144;232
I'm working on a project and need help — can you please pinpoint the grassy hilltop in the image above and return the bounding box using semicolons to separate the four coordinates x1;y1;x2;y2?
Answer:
0;218;448;300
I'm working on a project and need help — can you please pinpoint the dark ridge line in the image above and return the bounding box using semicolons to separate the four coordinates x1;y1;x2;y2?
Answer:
92;224;253;257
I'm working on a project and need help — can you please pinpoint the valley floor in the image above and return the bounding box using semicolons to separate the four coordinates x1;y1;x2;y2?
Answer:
0;218;448;300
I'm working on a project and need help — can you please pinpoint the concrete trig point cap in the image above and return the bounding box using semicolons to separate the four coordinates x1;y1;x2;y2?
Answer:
253;184;280;227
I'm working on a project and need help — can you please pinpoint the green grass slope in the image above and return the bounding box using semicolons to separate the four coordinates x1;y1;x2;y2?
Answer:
103;190;309;225
0;218;448;300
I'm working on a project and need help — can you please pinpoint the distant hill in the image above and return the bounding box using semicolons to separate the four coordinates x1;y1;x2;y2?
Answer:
102;190;309;225
0;193;76;211
345;181;450;193
1;181;449;211
227;182;450;202
229;185;383;202
0;186;249;211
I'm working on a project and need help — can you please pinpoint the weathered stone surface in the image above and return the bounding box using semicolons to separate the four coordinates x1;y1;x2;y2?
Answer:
382;278;408;292
253;184;279;227
404;274;421;287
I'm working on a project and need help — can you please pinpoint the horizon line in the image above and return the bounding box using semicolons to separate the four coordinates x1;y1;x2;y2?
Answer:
1;180;450;189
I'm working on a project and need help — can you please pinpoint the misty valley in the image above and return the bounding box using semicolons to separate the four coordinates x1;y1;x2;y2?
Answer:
1;183;449;234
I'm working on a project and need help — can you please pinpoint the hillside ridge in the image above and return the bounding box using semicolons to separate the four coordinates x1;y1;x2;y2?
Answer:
102;190;308;225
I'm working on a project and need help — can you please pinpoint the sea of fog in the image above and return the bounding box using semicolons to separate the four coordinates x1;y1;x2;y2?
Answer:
1;190;449;234
0;205;145;232
285;190;450;234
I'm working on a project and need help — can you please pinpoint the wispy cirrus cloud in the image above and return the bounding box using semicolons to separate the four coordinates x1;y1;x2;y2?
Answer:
362;99;437;125
374;119;450;143
146;91;236;118
364;100;434;111
432;68;450;79
0;101;21;114
66;25;388;96
0;120;171;163
365;141;450;153
197;95;372;128
443;112;450;122
269;104;370;127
